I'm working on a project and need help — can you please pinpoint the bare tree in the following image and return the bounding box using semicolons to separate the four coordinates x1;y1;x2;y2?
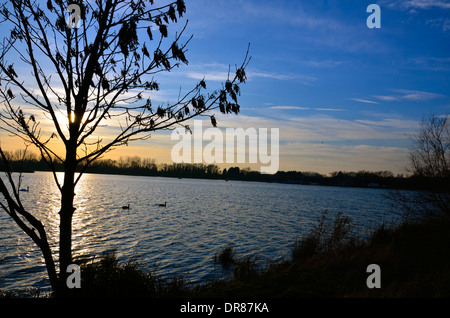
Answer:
395;114;450;220
410;115;450;179
0;0;250;295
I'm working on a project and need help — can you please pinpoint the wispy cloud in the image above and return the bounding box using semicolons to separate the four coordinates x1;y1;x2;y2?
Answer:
380;0;450;31
373;89;445;102
355;118;420;130
205;112;417;173
348;98;379;105
270;106;310;110
249;70;318;84
382;0;450;10
407;56;450;71
316;108;345;112
269;106;345;112
302;60;345;68
373;95;400;102
397;89;444;101
213;112;417;145
281;142;410;174
249;71;310;82
425;17;450;32
183;64;312;83
184;71;229;82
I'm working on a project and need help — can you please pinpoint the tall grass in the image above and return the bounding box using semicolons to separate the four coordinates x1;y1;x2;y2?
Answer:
72;253;192;297
292;210;355;262
213;245;236;268
213;246;261;282
233;256;260;282
4;209;450;298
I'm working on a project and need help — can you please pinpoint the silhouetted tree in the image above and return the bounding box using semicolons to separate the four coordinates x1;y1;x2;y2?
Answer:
0;0;249;295
395;114;450;220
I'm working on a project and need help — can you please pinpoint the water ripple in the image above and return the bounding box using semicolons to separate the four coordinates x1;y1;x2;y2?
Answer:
0;172;403;291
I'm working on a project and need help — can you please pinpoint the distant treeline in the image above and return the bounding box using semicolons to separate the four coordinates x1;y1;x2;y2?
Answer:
0;151;441;191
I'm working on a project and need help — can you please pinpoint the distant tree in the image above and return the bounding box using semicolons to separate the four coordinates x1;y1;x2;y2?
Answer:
0;0;249;296
409;115;450;179
396;114;450;220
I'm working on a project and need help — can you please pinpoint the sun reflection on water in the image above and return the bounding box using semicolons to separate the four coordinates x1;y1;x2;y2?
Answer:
71;173;98;262
32;172;99;264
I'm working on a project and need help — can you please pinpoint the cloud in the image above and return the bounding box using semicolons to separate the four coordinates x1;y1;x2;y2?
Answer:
381;0;450;10
211;112;417;146
248;71;297;81
280;142;410;174
184;64;310;83
270;106;310;110
407;56;450;71
316;108;345;112
163;111;416;173
373;95;399;102
348;98;379;105
269;106;345;112
355;118;420;130
399;90;444;101
248;70;318;84
380;1;450;32
2;102;418;174
303;60;345;68
373;89;445;102
425;17;450;32
284;115;412;143
400;0;450;9
185;71;229;82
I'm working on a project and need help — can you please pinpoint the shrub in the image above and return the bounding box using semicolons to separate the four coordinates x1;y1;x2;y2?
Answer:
292;233;321;263
75;253;190;297
213;245;236;268
292;210;354;262
233;256;259;282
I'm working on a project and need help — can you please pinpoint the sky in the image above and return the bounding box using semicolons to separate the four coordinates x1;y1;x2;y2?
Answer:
1;0;450;175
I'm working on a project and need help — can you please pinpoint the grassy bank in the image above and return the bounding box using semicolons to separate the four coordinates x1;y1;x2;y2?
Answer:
69;213;450;298
2;212;450;298
199;220;450;297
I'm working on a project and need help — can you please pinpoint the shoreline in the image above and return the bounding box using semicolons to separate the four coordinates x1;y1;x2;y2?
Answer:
2;213;449;298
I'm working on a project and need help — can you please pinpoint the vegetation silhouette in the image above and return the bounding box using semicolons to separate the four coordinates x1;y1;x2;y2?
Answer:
4;209;445;298
0;151;442;191
391;114;450;220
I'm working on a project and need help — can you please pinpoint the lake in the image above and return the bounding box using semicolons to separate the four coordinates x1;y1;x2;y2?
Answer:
0;171;404;292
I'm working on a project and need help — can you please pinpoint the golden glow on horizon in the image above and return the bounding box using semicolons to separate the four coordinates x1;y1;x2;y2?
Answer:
0;109;412;175
0;131;409;175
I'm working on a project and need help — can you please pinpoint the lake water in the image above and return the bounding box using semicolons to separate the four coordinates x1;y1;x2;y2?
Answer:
0;171;404;292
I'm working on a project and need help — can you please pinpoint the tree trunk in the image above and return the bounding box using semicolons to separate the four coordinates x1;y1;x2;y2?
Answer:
40;233;60;294
58;142;77;295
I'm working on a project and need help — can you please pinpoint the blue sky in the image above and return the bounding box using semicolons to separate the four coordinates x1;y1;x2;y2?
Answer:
1;0;450;174
157;0;449;174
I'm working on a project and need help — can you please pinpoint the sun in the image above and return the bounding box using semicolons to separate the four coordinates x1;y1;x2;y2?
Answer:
53;110;86;129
